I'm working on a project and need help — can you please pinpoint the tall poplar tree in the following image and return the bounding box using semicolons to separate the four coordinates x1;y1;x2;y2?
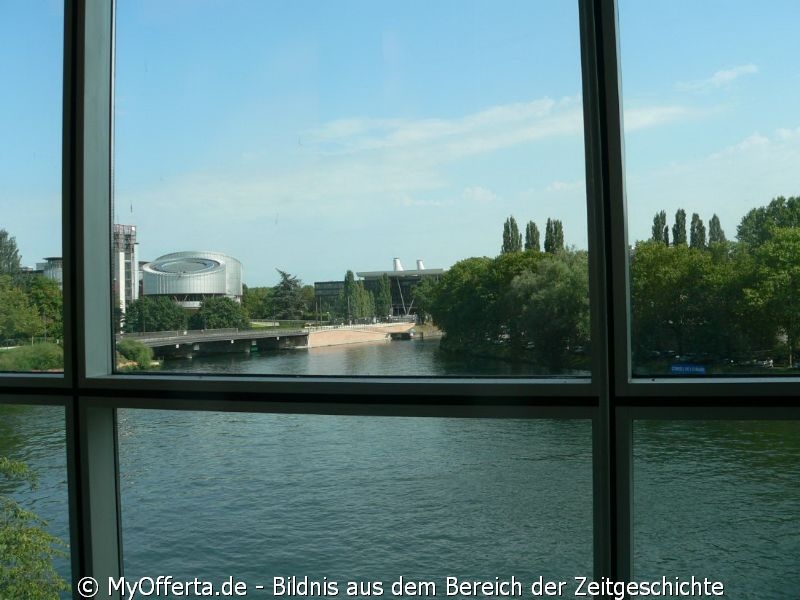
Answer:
544;219;564;254
708;214;727;245
524;221;540;252
672;209;687;246
651;211;668;244
501;216;522;254
0;229;21;276
689;213;706;249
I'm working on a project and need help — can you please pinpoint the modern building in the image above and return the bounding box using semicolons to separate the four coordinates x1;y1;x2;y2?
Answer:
313;259;444;318
357;258;444;316
112;224;139;313
142;250;243;309
313;280;345;315
39;257;64;288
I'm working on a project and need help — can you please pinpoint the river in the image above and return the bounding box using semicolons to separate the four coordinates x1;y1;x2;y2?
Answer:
156;337;588;377
1;341;799;598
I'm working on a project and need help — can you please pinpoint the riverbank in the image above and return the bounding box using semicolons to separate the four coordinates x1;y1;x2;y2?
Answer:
307;322;416;348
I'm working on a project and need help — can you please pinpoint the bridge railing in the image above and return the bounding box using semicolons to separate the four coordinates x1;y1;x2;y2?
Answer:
117;328;239;340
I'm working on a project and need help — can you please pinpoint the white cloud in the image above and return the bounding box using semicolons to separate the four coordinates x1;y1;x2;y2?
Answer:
624;105;699;131
677;64;759;92
462;186;498;204
546;179;585;193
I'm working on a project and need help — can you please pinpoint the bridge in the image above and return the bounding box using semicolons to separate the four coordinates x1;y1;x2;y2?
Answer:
117;327;309;359
116;320;417;359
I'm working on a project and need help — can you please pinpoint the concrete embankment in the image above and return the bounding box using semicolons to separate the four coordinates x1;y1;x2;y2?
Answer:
307;323;416;348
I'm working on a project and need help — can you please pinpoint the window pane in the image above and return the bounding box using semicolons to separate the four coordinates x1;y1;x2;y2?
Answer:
0;403;71;598
120;411;592;589
0;2;64;373
634;421;800;598
619;1;800;377
113;1;590;377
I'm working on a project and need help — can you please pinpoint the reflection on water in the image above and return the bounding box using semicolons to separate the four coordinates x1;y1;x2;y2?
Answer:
158;338;590;377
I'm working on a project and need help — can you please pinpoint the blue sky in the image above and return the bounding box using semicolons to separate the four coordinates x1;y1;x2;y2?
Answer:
2;1;800;286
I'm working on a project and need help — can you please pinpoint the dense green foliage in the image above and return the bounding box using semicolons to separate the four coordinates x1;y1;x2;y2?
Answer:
631;199;800;368
270;270;307;319
116;338;154;370
341;270;375;320
501;216;522;254
423;197;800;371
243;274;315;321
689;213;706;249
0;275;62;346
424;250;589;369
123;296;188;333
189;296;249;330
672;209;687;246
0;343;63;372
651;210;669;244
543;219;565;254
737;195;800;247
241;284;273;319
524;220;541;252
375;273;393;318
0;457;70;599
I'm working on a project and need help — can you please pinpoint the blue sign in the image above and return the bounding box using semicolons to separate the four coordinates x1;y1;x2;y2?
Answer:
671;364;707;375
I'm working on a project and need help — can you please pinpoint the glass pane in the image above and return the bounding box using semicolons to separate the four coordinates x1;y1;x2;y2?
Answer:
634;421;800;598
120;411;592;591
0;403;71;598
619;1;800;376
0;2;64;373
113;1;590;377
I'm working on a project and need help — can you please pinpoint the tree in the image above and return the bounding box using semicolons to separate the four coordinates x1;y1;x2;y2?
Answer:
341;270;374;320
0;275;40;342
0;229;21;276
524;221;541;252
708;214;727;245
241;285;273;320
123;296;188;333
271;270;306;320
501;216;522;254
375;273;393;318
631;242;714;357
189;296;249;330
745;227;800;366
544;218;564;254
1;457;70;599
651;211;668;244
20;275;63;341
509;250;589;368
737;195;800;247
689;213;706;249
116;338;154;370
672;209;687;246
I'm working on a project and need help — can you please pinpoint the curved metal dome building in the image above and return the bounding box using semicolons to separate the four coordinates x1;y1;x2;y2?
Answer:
142;251;243;309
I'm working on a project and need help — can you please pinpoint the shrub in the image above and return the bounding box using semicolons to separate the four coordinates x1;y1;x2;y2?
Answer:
0;343;63;372
116;339;154;369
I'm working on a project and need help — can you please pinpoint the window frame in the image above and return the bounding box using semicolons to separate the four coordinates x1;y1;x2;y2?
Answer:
1;1;798;598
